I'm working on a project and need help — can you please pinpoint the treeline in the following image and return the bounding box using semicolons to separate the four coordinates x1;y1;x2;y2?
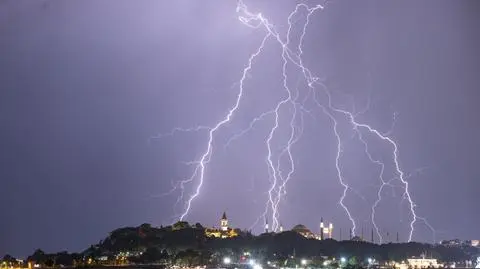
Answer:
5;222;479;267
2;250;83;267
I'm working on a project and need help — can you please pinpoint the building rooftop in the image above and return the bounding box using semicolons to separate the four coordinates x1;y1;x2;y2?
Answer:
292;224;313;235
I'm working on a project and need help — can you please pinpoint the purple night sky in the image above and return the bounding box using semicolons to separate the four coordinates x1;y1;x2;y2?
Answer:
1;0;479;258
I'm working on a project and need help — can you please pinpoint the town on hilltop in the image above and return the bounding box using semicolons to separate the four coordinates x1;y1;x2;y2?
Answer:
2;212;480;269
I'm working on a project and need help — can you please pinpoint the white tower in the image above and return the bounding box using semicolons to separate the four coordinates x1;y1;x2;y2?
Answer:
328;223;333;239
220;212;228;231
320;218;325;240
319;218;333;240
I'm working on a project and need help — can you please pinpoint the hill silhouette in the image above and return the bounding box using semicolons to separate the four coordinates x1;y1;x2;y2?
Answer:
8;222;477;268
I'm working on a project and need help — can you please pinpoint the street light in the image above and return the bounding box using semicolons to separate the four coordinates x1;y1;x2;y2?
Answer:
368;258;373;264
340;257;346;263
301;259;307;266
224;257;231;265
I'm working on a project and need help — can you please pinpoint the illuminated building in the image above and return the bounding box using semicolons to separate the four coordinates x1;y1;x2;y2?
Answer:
205;212;239;238
469;240;480;247
291;221;333;240
220;212;228;231
440;239;462;246
441;239;480;247
406;258;441;268
319;218;333;240
292;224;316;239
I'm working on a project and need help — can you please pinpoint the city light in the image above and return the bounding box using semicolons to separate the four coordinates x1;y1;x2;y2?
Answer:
224;257;231;264
301;259;307;266
249;259;256;266
340;257;346;263
253;264;263;269
368;258;373;264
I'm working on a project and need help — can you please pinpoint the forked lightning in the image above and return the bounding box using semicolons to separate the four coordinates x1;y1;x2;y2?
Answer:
152;0;434;242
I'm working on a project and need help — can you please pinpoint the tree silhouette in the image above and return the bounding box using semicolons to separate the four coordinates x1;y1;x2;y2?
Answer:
19;223;479;267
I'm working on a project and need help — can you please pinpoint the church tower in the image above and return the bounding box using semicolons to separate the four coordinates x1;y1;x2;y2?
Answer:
220;212;228;231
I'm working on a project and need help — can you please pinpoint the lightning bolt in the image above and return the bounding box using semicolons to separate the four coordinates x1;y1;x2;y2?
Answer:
339;111;430;242
263;28;294;232
149;126;211;142
224;111;273;150
357;130;387;244
237;0;328;232
237;0;433;240
240;1;359;233
310;91;358;235
153;0;434;241
272;94;305;230
178;31;271;221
